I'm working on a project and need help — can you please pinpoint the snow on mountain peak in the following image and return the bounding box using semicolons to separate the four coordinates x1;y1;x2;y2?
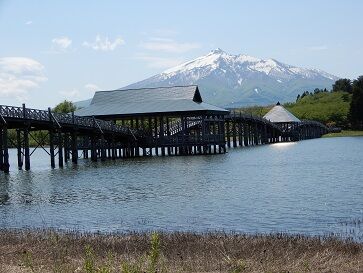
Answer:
161;49;337;81
124;49;338;107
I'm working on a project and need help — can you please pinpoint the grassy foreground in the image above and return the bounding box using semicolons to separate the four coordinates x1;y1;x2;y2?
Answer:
323;130;363;138
0;230;362;273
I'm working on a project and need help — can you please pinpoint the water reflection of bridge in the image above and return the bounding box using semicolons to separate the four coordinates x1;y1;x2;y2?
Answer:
0;86;328;173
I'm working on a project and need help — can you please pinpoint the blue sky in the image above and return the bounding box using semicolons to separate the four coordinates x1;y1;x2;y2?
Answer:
0;0;362;108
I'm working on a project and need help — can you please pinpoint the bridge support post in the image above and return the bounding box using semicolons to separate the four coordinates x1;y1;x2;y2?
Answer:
49;130;55;169
91;135;97;162
0;128;3;171
141;117;147;157
212;116;217;154
238;120;242;147
160;116;165;156
226;120;230;148
64;134;69;163
135;118;140;157
254;123;259;145
100;135;106;161
58;131;64;168
48;108;56;169
2;126;9;173
154;117;159;156
243;123;248;147
111;137;116;160
16;129;23;169
71;131;78;164
166;117;171;156
232;120;237;148
24;127;30;170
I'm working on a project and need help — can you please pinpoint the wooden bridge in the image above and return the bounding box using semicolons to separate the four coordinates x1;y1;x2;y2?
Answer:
0;104;140;173
0;102;328;173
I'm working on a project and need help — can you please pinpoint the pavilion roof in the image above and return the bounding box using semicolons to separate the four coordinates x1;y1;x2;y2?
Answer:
263;103;301;123
75;85;229;117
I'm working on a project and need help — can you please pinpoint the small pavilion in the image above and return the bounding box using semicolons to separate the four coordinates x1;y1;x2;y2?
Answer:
263;102;300;140
75;85;229;155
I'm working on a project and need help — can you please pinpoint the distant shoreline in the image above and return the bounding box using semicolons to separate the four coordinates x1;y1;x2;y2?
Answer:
0;229;362;273
323;130;363;138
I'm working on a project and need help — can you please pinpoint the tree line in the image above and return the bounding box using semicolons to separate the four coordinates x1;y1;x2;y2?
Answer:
295;76;363;129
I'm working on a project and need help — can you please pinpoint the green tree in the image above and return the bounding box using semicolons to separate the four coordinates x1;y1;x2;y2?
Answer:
314;88;321;94
332;78;352;93
349;76;363;129
296;94;300;102
53;100;77;113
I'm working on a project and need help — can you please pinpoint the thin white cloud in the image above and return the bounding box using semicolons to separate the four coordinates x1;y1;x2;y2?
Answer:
307;45;328;51
25;20;33;25
59;88;81;100
83;35;125;51
135;54;184;69
84;83;100;92
60;84;101;101
52;36;72;51
140;37;201;53
0;57;47;101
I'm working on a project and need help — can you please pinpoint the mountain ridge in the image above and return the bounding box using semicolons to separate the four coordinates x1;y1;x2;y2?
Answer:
124;49;339;107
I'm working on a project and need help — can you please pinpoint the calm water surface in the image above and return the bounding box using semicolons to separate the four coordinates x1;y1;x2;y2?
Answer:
1;137;362;240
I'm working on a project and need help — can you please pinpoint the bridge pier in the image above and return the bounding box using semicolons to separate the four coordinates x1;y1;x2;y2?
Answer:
24;127;30;170
58;131;64;168
49;129;56;169
16;129;23;170
1;126;10;173
71;131;78;164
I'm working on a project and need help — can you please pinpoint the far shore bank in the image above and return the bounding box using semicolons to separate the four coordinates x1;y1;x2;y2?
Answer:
323;130;363;138
0;229;362;273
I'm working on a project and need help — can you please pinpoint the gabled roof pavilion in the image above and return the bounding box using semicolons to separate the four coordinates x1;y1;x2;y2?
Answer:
263;102;301;123
75;85;229;118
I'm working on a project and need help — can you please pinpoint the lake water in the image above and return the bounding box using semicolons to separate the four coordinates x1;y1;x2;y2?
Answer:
1;137;362;240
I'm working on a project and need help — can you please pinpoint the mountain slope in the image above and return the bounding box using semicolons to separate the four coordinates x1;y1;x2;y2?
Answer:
124;48;338;107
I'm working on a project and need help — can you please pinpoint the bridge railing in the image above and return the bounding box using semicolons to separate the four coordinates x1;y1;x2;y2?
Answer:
226;112;283;131
300;120;329;131
0;104;135;137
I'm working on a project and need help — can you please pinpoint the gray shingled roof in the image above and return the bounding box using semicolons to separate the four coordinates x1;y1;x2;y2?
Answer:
75;85;229;117
263;105;301;123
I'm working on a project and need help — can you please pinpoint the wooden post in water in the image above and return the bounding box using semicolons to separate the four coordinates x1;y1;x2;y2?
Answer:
226;120;230;148
232;120;237;148
2;125;9;173
243;122;249;147
24;128;30;170
49;130;55;168
90;134;97;162
100;135;106;161
166;117;171;156
58;131;64;168
0;128;3;171
48;108;55;169
148;116;153;156
238;114;242;146
16;129;23;169
71;113;78;164
154;117;159;156
160;116;165;156
141;117;147;156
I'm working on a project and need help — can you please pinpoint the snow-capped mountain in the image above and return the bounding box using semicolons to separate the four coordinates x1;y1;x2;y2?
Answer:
124;48;339;107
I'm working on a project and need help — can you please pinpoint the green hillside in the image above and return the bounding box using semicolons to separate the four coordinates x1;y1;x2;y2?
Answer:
236;91;351;128
285;91;351;127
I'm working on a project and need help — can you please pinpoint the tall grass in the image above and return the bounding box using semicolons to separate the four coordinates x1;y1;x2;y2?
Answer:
1;229;362;273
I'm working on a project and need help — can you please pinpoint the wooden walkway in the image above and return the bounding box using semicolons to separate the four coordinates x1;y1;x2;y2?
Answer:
0;104;329;173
